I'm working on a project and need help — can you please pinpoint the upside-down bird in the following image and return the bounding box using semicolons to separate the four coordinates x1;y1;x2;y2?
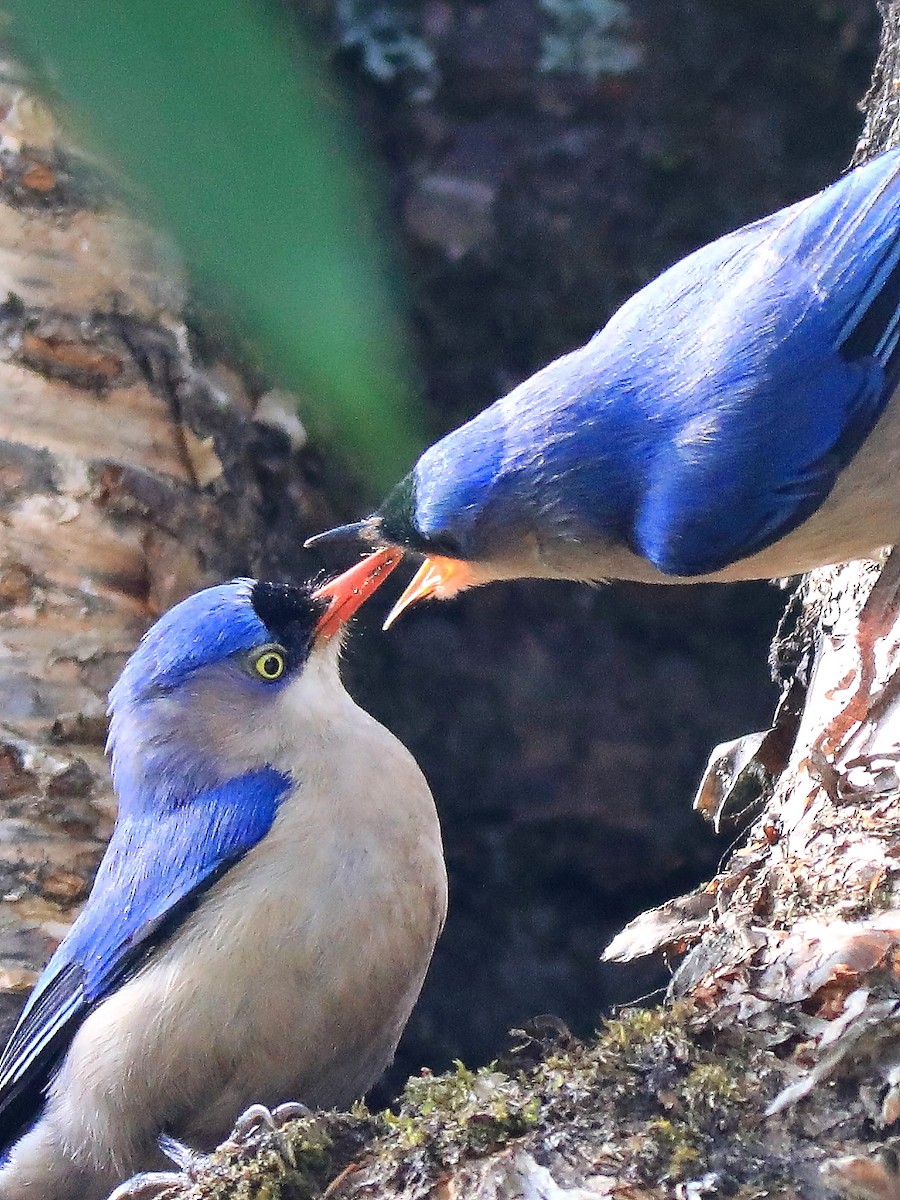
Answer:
0;574;446;1200
307;148;900;625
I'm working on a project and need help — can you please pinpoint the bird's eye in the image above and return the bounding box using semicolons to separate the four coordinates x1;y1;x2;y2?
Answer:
250;646;287;682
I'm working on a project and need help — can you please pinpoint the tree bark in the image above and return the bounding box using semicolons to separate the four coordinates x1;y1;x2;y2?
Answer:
0;62;335;1042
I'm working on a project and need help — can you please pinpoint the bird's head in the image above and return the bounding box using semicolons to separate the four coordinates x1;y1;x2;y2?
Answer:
107;575;385;808
306;337;617;624
307;410;529;627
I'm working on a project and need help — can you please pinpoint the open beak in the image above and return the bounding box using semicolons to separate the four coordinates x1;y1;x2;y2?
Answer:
382;556;474;629
312;548;402;638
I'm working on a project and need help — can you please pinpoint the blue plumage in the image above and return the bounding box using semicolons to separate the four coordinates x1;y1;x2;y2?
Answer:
110;581;271;696
0;769;290;1141
322;147;900;599
0;580;317;1159
0;575;446;1199
421;148;900;575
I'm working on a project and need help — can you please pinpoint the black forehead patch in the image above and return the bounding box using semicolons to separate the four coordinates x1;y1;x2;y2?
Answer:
250;581;324;663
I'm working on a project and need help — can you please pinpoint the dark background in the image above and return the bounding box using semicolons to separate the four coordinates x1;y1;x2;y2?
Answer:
298;0;879;1091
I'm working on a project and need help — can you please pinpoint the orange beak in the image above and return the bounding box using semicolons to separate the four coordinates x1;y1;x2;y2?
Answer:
382;556;474;629
312;548;402;638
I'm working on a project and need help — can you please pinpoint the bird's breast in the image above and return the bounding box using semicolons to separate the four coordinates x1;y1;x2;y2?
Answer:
58;699;446;1144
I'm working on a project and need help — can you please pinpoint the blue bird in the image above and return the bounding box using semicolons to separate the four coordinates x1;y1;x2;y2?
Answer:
308;148;900;624
0;577;446;1200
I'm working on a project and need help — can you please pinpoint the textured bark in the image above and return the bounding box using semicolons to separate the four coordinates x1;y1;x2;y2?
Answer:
0;66;335;1041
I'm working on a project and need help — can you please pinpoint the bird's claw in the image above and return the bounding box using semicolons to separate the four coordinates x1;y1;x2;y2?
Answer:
230;1100;311;1142
228;1101;313;1170
107;1132;205;1199
157;1132;198;1169
272;1100;314;1124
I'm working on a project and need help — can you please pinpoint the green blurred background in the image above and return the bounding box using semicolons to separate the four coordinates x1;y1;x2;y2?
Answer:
6;0;424;491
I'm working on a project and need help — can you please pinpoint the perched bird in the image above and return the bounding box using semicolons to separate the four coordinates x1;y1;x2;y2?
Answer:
308;148;900;625
0;575;446;1200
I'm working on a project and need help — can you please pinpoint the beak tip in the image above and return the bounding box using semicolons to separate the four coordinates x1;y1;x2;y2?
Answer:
304;522;369;552
311;547;402;637
382;606;402;632
379;555;468;628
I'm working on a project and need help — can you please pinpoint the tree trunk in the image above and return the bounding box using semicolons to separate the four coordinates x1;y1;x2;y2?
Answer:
0;61;334;1042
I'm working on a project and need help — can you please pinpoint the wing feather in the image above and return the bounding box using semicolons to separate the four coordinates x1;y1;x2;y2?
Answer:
0;766;290;1150
627;148;900;575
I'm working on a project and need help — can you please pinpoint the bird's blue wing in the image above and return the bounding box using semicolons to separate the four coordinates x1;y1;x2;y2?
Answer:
622;147;900;575
0;766;290;1148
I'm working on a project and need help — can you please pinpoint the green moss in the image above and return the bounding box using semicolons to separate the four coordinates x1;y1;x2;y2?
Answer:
182;1004;776;1199
681;1062;746;1120
599;1003;696;1056
187;1110;381;1200
667;1140;702;1180
384;1062;542;1164
639;1118;701;1180
371;1001;754;1184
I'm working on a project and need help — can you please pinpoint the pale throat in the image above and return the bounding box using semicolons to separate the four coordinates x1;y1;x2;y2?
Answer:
107;641;354;811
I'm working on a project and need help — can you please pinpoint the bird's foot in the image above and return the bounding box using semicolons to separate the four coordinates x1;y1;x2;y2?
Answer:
157;1132;198;1169
227;1101;313;1170
230;1101;312;1141
106;1133;204;1199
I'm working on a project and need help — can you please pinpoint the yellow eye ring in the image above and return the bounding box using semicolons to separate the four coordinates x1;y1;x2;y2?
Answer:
252;646;286;682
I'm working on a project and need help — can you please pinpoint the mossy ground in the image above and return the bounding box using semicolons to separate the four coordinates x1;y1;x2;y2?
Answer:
176;1004;795;1199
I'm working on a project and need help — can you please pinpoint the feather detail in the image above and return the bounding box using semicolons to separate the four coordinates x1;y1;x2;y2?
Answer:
0;766;291;1151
